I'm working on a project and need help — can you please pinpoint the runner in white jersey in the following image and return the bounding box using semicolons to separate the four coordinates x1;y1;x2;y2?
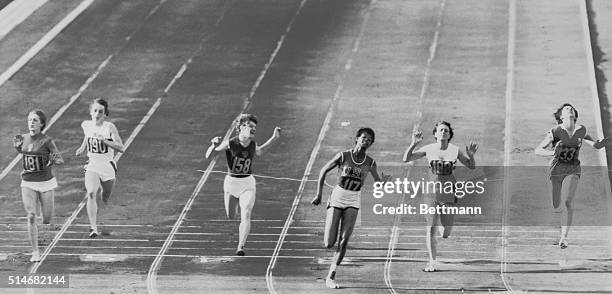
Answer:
403;121;478;272
13;110;63;262
206;114;281;256
535;103;608;249
312;127;390;289
76;98;124;238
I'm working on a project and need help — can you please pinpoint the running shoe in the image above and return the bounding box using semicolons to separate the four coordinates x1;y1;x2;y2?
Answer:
89;228;99;238
235;249;245;256
325;277;340;289
423;261;436;272
30;251;41;262
558;239;568;249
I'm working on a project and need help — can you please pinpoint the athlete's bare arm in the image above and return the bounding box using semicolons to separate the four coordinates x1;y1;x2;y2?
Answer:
75;136;87;156
206;137;229;159
256;127;281;156
102;123;124;153
311;153;342;206
535;132;555;156
13;134;23;152
403;125;426;162
370;161;391;183
48;140;64;165
583;134;609;149
458;142;478;169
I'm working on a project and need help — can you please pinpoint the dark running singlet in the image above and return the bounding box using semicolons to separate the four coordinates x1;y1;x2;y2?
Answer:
337;150;374;192
550;125;584;167
18;133;54;182
225;137;256;178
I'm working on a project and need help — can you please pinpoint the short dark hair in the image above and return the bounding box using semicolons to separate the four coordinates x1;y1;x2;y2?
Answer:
356;127;375;144
29;109;47;131
92;98;110;116
237;114;258;134
238;113;258;126
553;103;578;124
432;121;454;141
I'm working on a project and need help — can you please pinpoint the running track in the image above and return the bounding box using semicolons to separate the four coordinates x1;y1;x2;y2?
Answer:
0;0;610;293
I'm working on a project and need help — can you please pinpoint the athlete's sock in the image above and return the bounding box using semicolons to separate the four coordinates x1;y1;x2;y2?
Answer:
328;264;337;279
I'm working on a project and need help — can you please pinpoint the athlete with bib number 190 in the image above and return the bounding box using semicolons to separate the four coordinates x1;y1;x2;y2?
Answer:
76;98;125;238
206;114;281;256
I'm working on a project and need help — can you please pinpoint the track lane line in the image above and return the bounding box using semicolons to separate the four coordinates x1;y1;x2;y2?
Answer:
145;1;307;293
27;0;207;274
0;0;168;183
265;1;376;292
0;0;94;89
383;0;446;292
501;0;516;292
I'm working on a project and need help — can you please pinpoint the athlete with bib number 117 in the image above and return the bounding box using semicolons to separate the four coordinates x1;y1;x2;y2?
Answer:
311;127;391;289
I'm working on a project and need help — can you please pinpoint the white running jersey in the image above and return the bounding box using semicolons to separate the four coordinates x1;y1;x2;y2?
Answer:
418;143;459;176
81;120;115;163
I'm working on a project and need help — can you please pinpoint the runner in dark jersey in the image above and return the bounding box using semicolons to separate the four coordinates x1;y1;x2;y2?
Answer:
206;114;281;256
535;103;608;249
13;110;63;262
403;121;478;272
311;127;390;289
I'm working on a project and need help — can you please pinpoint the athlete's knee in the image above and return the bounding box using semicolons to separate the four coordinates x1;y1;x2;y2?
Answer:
426;226;436;235
85;190;97;198
26;211;36;224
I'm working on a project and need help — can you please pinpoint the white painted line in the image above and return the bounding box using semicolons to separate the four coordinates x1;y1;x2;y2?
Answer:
0;0;47;40
0;0;94;88
27;0;170;274
0;0;168;183
578;0;612;249
501;0;516;292
384;1;446;293
265;1;375;293
145;1;301;293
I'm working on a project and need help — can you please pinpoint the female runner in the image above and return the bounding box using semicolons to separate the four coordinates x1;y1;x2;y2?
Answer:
535;103;607;248
403;121;477;272
311;127;390;288
76;98;124;238
14;110;64;261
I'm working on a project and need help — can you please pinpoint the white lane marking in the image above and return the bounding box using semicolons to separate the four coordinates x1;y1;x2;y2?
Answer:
0;0;168;182
384;0;446;293
265;1;376;293
25;0;166;273
501;0;516;292
145;1;306;293
578;0;612;250
0;0;94;88
0;0;47;40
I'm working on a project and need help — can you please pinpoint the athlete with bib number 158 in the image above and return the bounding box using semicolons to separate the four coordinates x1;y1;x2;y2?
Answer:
206;114;281;256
